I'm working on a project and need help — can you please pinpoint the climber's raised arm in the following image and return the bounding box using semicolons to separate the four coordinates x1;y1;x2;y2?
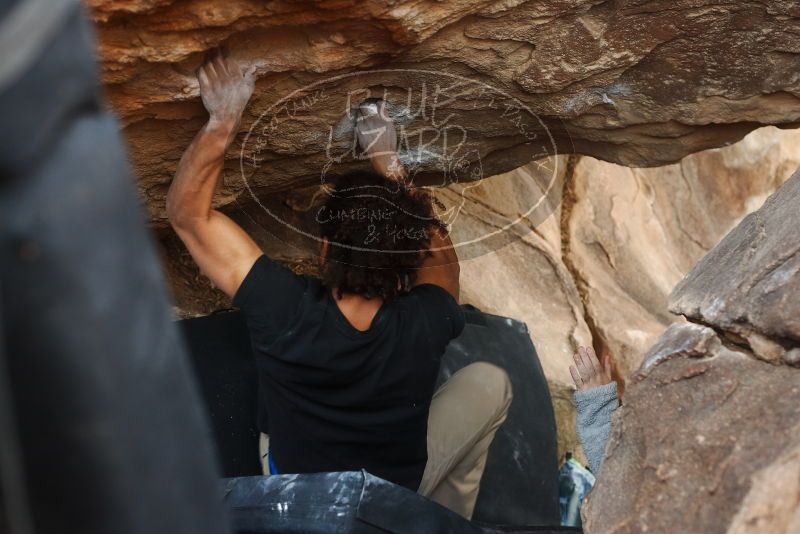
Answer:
414;227;460;302
356;99;408;183
166;51;261;297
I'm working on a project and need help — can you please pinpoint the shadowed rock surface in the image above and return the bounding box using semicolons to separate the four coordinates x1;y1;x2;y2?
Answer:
583;322;800;533
87;0;800;224
583;170;800;533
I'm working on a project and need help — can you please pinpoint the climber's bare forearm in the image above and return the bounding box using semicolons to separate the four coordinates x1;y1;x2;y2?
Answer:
166;119;236;224
415;228;460;301
166;50;261;297
355;100;408;183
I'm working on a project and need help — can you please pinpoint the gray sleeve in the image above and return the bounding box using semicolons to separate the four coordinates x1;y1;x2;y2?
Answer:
574;382;619;475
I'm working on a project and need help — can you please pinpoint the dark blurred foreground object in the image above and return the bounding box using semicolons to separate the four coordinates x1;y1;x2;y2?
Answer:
0;1;228;533
183;307;563;532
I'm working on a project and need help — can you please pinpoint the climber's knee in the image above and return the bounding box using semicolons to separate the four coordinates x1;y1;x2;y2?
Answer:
457;362;513;417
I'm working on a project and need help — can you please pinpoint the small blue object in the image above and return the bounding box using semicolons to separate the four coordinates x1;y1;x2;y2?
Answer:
268;451;279;476
558;457;595;527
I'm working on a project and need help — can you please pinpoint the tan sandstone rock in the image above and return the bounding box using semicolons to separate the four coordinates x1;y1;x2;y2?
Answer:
450;127;800;462
86;0;800;225
583;170;800;533
565;126;800;376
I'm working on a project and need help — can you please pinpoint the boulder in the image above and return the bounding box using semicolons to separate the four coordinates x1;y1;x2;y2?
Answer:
583;323;800;533
565;126;800;375
670;167;800;362
727;438;800;533
583;164;800;532
86;1;800;224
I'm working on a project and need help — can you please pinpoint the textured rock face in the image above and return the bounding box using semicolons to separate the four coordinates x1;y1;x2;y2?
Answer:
670;168;800;363
583;170;800;533
583;323;800;534
87;0;800;224
727;439;800;533
565;127;800;376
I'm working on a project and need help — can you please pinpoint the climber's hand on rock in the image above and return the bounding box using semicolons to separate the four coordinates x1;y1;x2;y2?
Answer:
356;100;396;156
570;346;612;391
197;49;256;128
356;99;406;182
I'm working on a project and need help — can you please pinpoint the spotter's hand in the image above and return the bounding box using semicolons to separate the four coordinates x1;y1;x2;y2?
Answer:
570;346;612;391
197;49;256;125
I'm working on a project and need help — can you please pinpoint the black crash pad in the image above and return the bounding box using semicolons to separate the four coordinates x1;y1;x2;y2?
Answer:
221;471;578;534
181;306;559;528
182;311;261;477
443;306;559;526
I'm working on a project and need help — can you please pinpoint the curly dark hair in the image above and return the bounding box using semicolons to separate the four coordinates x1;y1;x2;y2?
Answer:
317;170;446;301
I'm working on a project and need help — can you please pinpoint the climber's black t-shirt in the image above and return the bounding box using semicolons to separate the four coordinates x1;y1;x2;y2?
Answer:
233;255;465;490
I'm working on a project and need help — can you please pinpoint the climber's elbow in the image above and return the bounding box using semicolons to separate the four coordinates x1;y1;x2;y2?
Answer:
166;194;186;228
166;195;206;233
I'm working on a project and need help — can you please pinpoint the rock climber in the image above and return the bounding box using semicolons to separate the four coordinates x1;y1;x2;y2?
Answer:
166;50;512;519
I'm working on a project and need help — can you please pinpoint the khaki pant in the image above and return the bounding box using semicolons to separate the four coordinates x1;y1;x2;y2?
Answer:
417;362;512;518
259;362;512;520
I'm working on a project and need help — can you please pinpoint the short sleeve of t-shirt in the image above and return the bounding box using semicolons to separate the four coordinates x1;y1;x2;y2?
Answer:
233;255;309;346
410;284;466;348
